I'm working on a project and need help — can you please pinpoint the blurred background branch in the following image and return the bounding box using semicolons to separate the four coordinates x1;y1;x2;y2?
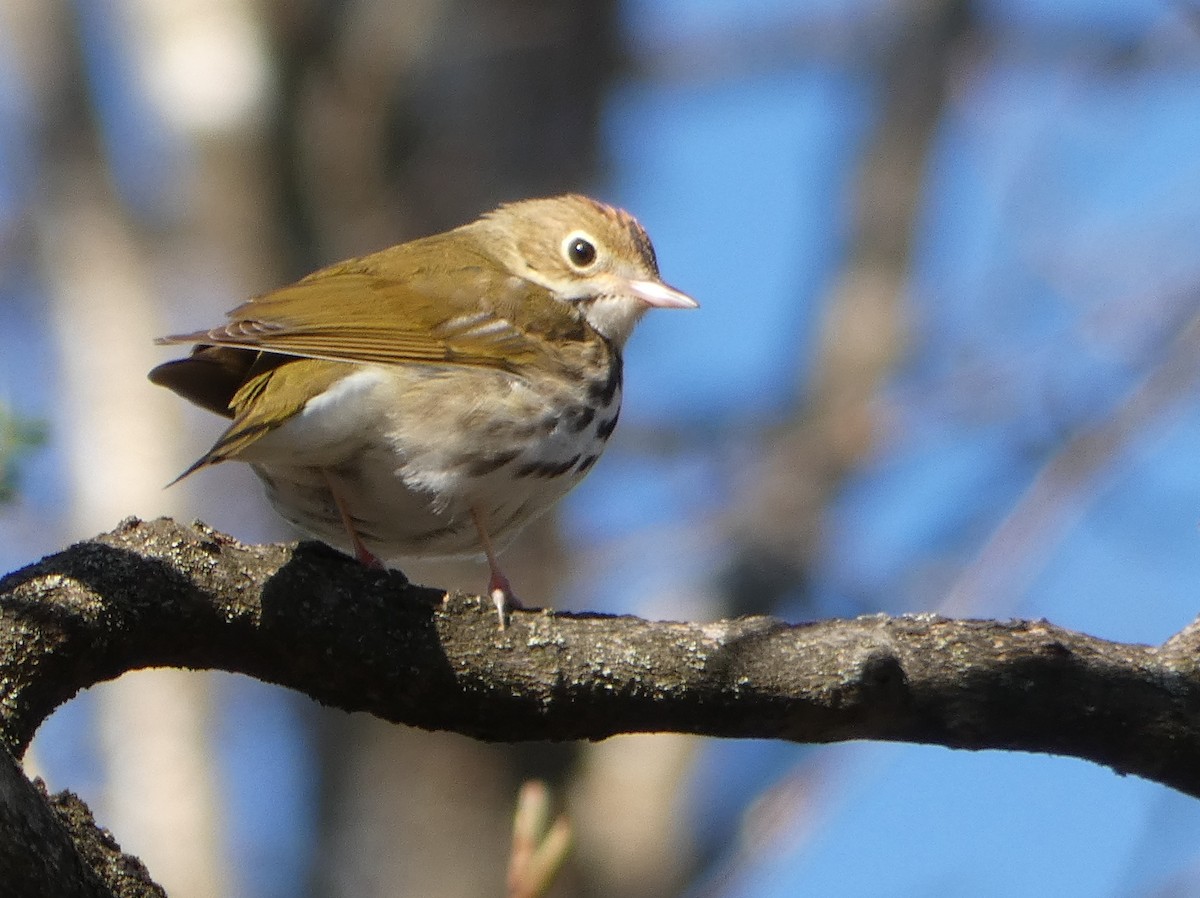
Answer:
0;405;45;503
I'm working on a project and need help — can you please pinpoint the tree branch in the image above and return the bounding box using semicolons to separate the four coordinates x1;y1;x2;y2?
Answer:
3;517;1199;800
0;730;167;896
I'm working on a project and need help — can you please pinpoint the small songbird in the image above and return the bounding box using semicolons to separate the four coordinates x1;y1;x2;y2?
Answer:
150;195;697;625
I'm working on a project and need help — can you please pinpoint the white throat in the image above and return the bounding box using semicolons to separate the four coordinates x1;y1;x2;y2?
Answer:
578;295;647;347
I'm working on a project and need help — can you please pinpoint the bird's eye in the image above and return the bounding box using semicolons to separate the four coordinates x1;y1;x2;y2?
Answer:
564;234;598;269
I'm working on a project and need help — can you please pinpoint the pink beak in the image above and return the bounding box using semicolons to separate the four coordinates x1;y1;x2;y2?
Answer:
626;279;699;309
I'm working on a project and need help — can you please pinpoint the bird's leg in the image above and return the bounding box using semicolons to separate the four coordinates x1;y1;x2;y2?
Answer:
470;506;522;629
322;469;383;569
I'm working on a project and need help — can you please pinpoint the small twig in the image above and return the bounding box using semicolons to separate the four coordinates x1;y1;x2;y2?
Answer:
506;781;571;898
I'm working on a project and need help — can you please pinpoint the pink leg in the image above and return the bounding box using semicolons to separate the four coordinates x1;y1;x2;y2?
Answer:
322;469;383;569
470;507;522;629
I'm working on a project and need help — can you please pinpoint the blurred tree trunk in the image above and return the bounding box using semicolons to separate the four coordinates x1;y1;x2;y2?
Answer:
40;176;227;898
23;0;282;895
38;84;228;898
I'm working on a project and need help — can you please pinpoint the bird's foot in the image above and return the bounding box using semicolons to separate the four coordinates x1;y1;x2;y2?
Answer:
488;568;524;631
355;545;385;570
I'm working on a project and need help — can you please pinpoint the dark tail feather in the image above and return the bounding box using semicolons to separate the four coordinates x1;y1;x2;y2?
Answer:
164;452;218;488
149;346;258;418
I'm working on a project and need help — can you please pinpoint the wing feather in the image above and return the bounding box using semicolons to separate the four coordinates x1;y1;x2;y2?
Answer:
156;250;590;371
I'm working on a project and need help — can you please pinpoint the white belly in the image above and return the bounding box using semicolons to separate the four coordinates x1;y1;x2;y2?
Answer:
239;364;620;561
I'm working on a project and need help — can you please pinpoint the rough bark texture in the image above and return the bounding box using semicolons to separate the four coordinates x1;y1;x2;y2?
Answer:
3;518;1200;892
0;745;164;898
1;517;1198;781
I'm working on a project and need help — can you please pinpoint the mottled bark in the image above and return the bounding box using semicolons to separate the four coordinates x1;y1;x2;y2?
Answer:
3;517;1198;795
0;745;163;898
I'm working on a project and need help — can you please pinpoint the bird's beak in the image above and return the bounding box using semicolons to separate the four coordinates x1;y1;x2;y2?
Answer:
625;278;699;309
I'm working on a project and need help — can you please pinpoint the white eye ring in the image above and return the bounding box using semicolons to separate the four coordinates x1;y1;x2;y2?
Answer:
563;232;600;269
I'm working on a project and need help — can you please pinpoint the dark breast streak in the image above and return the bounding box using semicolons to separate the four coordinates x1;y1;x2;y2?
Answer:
586;360;622;407
443;343;623;486
509;353;623;482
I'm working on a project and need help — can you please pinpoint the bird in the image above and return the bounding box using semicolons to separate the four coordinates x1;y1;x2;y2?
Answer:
149;194;697;626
